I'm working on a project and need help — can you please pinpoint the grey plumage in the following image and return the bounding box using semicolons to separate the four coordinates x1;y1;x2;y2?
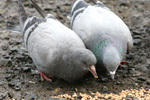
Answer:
28;0;47;18
18;0;27;32
71;0;133;79
17;0;97;83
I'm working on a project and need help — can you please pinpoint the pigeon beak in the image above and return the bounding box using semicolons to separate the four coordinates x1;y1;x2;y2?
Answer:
109;71;116;80
88;65;98;78
110;74;115;80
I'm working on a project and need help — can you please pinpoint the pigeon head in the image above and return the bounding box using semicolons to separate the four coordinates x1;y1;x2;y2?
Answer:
73;48;97;76
103;46;121;80
65;48;97;82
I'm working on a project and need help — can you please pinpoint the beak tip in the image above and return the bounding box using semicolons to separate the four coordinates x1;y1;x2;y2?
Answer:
88;65;98;79
94;75;98;79
110;74;115;80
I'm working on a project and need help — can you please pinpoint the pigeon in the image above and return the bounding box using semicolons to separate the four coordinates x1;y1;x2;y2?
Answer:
71;0;133;79
17;0;98;83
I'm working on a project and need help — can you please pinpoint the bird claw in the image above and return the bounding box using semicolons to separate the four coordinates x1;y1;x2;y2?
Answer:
119;61;126;67
40;71;53;82
121;61;126;64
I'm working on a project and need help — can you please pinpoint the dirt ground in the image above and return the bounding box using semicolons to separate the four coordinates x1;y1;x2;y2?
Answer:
0;0;150;100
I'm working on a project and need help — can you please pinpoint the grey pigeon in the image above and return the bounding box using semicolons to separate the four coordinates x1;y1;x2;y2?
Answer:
71;0;133;79
17;0;98;83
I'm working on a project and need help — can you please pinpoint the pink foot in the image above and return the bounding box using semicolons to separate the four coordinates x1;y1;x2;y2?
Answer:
39;71;53;82
119;61;126;67
121;61;126;64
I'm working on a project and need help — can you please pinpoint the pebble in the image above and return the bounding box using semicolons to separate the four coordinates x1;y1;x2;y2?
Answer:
132;97;139;100
137;76;146;81
146;80;150;85
15;86;21;91
101;77;109;82
30;93;38;100
116;81;124;85
44;7;53;11
3;54;10;59
133;39;141;45
102;86;108;92
31;70;39;75
2;45;8;51
5;74;11;79
22;67;31;72
126;53;134;59
133;30;142;35
0;82;4;86
0;93;6;100
8;91;14;98
48;97;67;100
8;82;15;87
132;70;142;77
5;60;12;67
9;48;18;53
60;8;65;13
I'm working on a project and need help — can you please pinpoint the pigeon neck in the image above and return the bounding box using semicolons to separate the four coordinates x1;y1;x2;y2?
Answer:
92;38;110;61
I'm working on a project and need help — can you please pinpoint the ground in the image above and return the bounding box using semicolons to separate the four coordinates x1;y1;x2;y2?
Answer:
0;0;150;100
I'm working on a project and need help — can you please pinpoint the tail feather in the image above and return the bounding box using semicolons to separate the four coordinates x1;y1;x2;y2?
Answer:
28;0;47;18
18;0;27;32
71;0;89;16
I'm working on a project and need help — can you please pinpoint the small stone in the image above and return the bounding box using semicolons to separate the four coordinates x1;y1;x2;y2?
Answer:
60;8;65;13
8;82;15;87
44;7;52;11
30;93;38;100
0;82;4;86
31;70;39;75
8;91;14;98
101;77;109;82
5;60;12;67
48;97;67;100
116;81;123;85
9;48;18;53
15;86;21;91
146;80;150;85
133;39;141;45
132;97;139;100
102;86;108;92
2;45;8;50
133;30;142;35
125;95;132;100
137;76;146;81
22;67;31;72
132;70;142;77
3;55;10;59
5;74;11;79
0;93;7;100
126;53;133;59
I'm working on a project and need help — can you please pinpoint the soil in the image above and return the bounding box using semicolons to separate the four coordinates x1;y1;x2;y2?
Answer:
0;0;150;100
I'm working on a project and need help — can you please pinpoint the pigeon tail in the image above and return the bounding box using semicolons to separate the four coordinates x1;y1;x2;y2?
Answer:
71;0;89;28
71;0;89;16
18;0;27;32
28;0;47;18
